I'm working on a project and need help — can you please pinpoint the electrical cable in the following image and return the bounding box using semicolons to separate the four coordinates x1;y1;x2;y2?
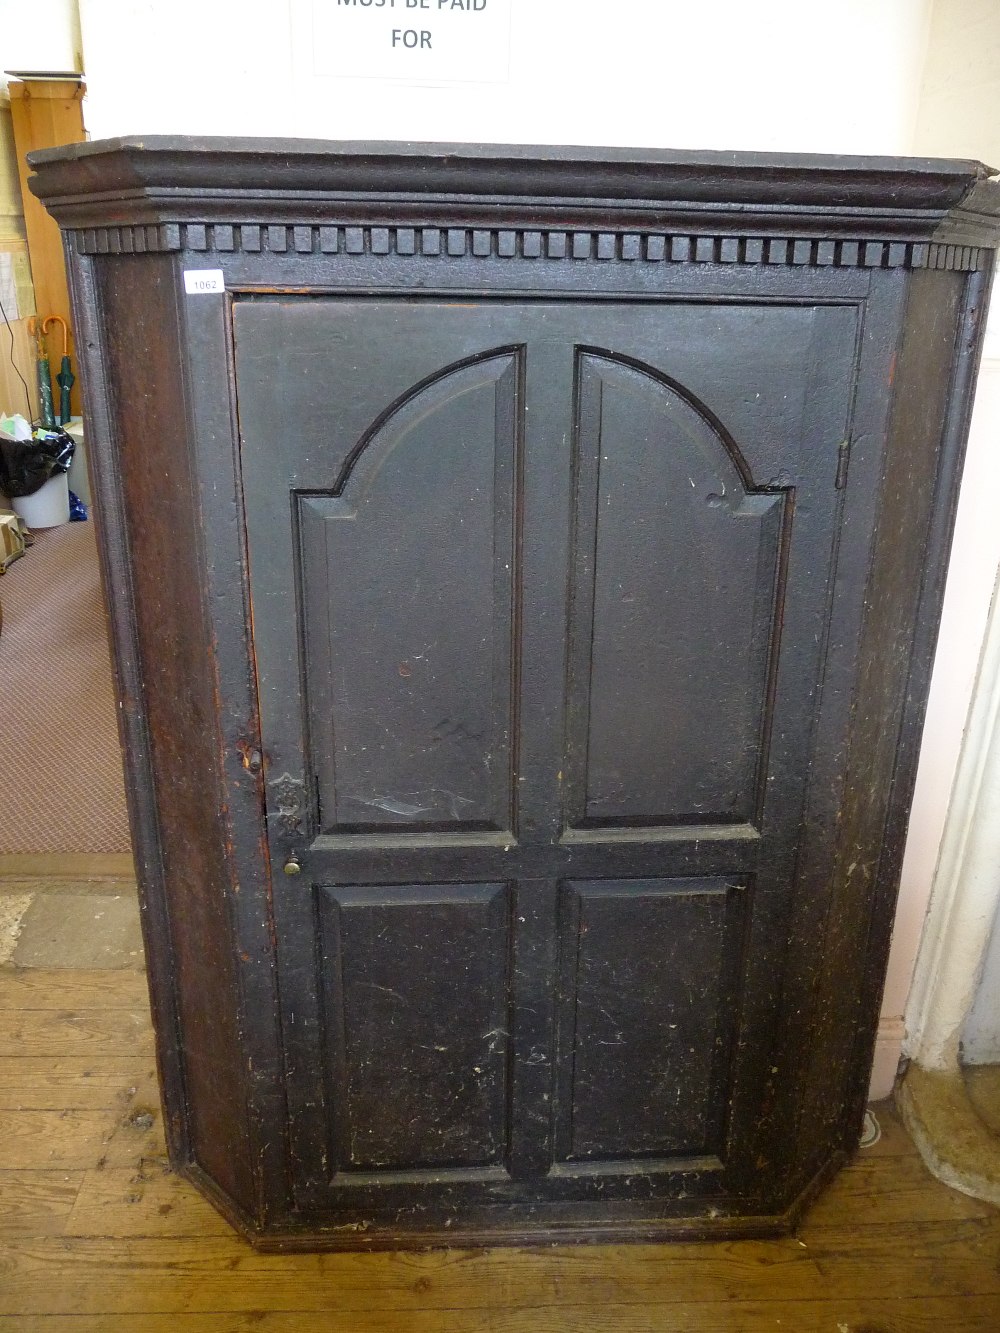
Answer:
0;288;34;423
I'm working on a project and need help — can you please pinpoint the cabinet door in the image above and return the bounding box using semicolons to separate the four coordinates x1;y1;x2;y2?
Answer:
234;297;856;1217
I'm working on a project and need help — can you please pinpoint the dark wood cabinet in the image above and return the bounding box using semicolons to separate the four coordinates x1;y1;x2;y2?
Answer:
30;140;1000;1248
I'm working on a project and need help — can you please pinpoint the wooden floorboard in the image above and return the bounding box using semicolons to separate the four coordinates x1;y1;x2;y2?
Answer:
803;1150;997;1224
0;1058;158;1111
1;961;999;1331
3;1308;1000;1333
0;968;149;1009
0;1171;84;1237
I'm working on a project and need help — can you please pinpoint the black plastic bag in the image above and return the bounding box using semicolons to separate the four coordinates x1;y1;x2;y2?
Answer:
0;430;75;498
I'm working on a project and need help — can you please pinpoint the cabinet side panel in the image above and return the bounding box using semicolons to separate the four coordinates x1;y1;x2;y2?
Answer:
62;243;191;1175
95;257;254;1210
798;268;981;1169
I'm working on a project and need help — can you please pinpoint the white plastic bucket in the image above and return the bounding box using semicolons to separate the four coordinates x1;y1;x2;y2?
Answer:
64;419;90;507
12;471;71;528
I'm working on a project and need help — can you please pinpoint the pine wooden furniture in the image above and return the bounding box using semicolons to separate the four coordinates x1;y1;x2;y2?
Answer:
28;138;1000;1249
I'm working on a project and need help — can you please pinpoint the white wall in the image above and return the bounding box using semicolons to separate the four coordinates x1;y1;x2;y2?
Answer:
892;0;1000;1081
965;890;1000;1064
887;312;1000;1078
77;0;932;152
0;0;82;88
911;0;1000;165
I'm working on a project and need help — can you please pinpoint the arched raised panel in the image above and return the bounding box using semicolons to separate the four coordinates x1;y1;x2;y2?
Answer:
564;350;789;830
298;350;522;833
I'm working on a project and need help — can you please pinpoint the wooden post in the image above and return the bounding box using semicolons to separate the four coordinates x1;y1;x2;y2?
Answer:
8;78;85;418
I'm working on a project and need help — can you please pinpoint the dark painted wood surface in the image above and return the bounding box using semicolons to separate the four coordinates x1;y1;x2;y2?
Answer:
28;139;1000;1247
298;351;519;835
567;349;784;828
91;258;255;1215
319;882;510;1173
555;877;745;1161
234;296;855;1215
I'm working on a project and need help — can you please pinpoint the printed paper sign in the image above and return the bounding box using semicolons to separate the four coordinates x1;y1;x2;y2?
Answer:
0;253;20;320
311;0;512;84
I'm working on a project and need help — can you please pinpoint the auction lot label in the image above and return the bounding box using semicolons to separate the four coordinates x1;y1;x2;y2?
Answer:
313;0;512;83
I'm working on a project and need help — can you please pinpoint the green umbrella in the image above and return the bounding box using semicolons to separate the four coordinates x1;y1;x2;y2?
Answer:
30;317;55;429
56;355;74;426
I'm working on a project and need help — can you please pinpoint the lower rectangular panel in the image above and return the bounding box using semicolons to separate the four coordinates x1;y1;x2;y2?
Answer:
555;876;748;1161
317;881;511;1176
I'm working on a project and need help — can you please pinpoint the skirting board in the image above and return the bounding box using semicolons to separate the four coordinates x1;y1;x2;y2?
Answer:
870;1015;906;1101
0;852;136;879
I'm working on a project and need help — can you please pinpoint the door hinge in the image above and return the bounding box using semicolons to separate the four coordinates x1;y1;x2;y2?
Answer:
835;439;851;490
